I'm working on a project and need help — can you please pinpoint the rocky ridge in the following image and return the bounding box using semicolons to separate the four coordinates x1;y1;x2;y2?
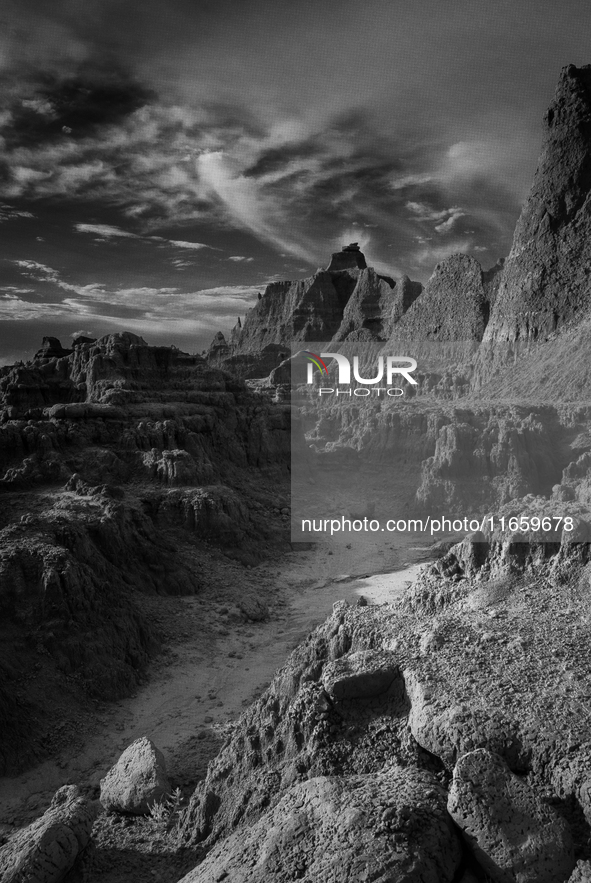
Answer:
206;244;425;378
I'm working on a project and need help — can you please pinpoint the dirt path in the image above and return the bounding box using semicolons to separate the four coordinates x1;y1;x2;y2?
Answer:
0;533;434;830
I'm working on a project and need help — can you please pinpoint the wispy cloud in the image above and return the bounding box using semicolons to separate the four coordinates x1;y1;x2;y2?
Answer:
7;260;258;341
75;223;139;238
0;203;35;223
1;2;571;293
410;237;477;268
169;239;214;250
74;223;217;254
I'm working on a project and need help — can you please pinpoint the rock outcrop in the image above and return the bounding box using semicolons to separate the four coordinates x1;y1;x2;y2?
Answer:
177;534;591;879
448;749;575;883
325;241;368;272
33;337;73;361
230;273;346;352
100;737;170;815
180;770;461;883
321;649;400;700
387;254;498;374
205;246;425;378
0;785;97;883
332;268;400;341
475;64;591;384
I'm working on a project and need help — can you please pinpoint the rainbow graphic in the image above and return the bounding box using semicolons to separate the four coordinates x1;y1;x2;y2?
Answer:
303;351;329;375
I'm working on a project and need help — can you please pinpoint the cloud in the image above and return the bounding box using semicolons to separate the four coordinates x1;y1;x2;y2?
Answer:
406;201;463;222
75;223;139;238
390;173;436;191
410;237;477;268
0;285;34;293
434;211;466;233
74;224;217;254
0;203;34;222
228;255;254;262
0;7;560;285
196;150;317;262
169;239;214;250
7;259;259;337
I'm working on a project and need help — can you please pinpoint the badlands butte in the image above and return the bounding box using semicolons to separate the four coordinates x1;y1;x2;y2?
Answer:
3;63;591;883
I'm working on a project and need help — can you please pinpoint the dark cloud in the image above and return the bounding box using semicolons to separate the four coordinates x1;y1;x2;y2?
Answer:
2;69;154;148
243;140;325;178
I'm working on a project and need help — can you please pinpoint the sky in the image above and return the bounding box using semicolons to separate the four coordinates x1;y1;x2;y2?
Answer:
1;0;591;362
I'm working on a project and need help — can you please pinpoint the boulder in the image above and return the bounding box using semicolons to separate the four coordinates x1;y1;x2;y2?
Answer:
0;785;97;883
447;749;575;883
322;649;400;700
100;737;170;815
178;769;462;883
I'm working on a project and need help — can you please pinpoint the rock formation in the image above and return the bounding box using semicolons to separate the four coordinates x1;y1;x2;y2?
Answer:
176;528;591;879
100;737;170;815
390;254;492;343
180;769;461;883
325;241;368;272
205;246;426;378
332;268;400;341
0;785;97;883
475;64;591;384
0;332;291;775
448;749;575;883
230;273;346;351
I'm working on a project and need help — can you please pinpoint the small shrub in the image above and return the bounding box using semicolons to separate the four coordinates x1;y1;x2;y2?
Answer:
148;787;184;829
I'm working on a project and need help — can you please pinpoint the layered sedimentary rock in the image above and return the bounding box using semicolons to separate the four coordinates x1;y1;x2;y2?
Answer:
0;332;291;775
230;272;345;352
387;254;498;366
475;64;591;384
325;241;367;272
333;268;402;341
206;246;425;377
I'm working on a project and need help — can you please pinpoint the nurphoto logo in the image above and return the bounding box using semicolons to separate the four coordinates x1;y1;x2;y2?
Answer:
303;351;418;397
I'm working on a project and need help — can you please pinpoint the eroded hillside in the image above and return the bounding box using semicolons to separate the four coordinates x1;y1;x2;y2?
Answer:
0;332;291;775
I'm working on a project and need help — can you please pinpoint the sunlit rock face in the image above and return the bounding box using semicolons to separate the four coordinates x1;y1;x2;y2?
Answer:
474;64;591;384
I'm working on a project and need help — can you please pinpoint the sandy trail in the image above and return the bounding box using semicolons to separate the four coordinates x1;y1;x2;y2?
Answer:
0;536;433;827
